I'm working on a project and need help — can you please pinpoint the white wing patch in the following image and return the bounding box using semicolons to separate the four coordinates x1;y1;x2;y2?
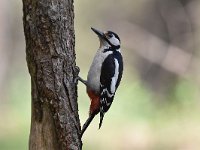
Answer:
101;88;114;98
110;58;119;94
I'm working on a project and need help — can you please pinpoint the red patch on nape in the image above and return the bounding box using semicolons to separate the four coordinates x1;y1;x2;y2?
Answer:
87;90;100;115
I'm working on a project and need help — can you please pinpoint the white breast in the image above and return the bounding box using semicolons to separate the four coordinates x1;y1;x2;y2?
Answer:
87;46;113;93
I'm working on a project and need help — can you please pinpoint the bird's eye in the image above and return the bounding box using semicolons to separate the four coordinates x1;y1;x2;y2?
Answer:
108;34;113;38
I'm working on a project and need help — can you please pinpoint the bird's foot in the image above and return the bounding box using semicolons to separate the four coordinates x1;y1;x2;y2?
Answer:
73;66;87;86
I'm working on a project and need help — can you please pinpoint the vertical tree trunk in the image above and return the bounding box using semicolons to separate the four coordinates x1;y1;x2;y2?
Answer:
22;0;82;149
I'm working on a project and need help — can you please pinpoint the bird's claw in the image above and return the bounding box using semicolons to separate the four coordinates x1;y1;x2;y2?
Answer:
74;66;80;84
74;77;79;85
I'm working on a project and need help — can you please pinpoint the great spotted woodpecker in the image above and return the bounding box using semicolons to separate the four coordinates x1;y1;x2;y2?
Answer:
79;27;123;137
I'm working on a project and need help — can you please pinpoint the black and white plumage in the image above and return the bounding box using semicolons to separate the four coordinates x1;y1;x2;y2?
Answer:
99;47;123;128
79;28;123;137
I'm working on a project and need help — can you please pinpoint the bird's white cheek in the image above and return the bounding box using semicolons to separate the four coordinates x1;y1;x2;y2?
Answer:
109;37;120;46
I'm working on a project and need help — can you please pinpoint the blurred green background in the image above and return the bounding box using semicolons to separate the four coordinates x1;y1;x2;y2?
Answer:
1;0;200;149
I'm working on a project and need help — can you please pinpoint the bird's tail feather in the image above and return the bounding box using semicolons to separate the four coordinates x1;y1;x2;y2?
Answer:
81;113;96;138
99;112;105;129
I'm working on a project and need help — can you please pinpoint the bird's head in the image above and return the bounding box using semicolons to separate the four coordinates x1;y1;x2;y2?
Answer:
91;27;120;49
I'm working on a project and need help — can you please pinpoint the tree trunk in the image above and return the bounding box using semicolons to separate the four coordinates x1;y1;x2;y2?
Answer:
22;0;82;149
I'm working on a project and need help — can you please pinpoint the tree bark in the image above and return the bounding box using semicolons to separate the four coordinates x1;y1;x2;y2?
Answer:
22;0;82;149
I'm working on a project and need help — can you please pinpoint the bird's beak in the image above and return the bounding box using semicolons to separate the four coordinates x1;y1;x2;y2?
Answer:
91;27;105;40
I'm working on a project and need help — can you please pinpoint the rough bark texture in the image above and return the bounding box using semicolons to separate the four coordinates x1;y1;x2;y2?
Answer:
22;0;82;149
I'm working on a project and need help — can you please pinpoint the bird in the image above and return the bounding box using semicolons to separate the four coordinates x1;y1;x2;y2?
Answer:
78;27;123;137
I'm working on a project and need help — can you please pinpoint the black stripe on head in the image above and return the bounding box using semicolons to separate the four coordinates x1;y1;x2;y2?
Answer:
107;31;121;42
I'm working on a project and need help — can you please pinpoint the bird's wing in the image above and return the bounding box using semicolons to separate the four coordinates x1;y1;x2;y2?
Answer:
99;53;123;128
